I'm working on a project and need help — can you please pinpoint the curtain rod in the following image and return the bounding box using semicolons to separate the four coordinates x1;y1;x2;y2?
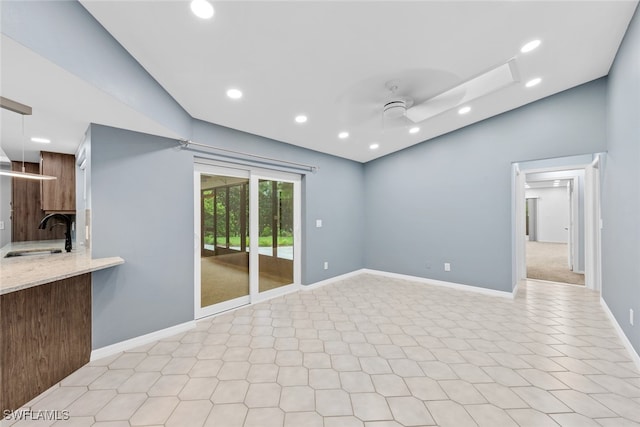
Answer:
178;139;318;173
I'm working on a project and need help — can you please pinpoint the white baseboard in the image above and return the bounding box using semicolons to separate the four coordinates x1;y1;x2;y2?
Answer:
362;269;515;299
600;297;640;373
90;320;196;361
301;269;367;291
512;280;522;298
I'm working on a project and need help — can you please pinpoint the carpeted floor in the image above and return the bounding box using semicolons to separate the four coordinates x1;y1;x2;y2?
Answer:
526;241;585;285
201;253;292;307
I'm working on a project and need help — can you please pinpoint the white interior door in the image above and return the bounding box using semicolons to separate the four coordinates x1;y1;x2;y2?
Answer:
584;159;602;290
513;164;527;288
567;180;574;270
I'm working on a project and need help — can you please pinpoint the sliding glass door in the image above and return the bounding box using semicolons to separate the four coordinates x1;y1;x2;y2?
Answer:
257;179;294;292
196;167;250;316
195;163;300;318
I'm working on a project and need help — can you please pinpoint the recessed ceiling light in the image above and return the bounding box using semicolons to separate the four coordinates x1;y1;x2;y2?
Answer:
409;127;420;134
369;143;379;150
31;137;51;144
190;0;214;19
338;131;349;139
295;115;307;124
226;89;242;99
520;39;541;53
526;78;542;88
458;106;471;115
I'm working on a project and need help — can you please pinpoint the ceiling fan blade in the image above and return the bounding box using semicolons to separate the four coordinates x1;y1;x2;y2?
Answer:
335;68;461;127
406;60;518;123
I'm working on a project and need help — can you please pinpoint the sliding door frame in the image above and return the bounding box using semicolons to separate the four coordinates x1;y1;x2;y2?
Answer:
194;160;301;319
251;170;302;299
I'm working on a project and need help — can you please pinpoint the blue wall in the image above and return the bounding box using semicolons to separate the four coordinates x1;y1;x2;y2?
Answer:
90;126;194;348
602;4;640;354
364;79;607;292
90;123;364;348
191;120;366;286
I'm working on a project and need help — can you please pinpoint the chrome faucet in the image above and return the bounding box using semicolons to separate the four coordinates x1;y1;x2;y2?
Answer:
38;214;73;252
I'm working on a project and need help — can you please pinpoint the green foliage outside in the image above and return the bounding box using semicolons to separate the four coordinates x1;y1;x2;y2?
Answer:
202;180;294;248
204;234;293;247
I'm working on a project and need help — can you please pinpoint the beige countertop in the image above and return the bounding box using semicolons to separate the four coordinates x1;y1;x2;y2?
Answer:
0;240;124;295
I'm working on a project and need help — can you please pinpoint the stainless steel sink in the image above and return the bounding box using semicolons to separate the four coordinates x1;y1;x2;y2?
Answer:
4;248;63;258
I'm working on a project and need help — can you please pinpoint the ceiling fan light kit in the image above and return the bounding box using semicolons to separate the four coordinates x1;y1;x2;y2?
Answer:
383;99;408;120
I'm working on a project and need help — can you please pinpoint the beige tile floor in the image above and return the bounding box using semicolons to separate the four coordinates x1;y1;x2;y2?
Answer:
4;274;640;426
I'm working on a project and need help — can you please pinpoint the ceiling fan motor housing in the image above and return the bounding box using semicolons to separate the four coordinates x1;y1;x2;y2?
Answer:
383;99;407;119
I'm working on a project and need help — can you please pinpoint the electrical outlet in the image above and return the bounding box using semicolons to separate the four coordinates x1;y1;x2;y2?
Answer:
324;261;329;270
631;309;634;326
316;219;323;228
0;221;4;230
444;262;451;272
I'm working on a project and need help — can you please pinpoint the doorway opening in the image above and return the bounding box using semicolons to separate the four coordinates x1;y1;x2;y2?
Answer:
513;154;603;291
194;162;301;319
525;174;584;285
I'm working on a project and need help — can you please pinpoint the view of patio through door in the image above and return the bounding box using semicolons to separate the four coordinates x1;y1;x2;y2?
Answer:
258;179;294;292
200;173;250;309
195;163;300;318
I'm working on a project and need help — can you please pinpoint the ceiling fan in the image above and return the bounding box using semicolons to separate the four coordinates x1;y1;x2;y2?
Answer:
404;60;518;123
381;80;415;126
338;60;519;129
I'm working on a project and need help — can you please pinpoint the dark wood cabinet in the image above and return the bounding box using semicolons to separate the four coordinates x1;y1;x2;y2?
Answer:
11;162;65;242
40;151;76;213
1;274;91;414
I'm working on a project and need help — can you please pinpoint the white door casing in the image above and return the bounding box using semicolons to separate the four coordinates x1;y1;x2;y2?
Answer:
513;154;604;291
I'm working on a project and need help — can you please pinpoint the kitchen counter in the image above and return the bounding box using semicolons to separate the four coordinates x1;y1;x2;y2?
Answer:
1;240;124;415
0;240;124;295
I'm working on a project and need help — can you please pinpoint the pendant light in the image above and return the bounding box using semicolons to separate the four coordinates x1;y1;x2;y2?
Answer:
0;98;56;181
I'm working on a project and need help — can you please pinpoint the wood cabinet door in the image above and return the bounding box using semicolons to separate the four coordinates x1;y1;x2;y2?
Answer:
11;162;65;241
40;151;76;212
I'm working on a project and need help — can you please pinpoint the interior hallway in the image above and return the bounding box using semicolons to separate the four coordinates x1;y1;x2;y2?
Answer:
527;241;586;286
6;275;639;427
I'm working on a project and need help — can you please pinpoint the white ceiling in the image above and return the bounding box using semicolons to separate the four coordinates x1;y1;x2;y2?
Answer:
526;179;571;189
0;35;181;163
1;1;638;164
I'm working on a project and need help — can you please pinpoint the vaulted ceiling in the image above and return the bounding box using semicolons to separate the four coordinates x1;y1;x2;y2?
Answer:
1;1;638;163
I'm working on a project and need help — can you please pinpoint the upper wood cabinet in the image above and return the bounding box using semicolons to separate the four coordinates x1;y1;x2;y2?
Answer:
11;161;66;242
40;151;76;213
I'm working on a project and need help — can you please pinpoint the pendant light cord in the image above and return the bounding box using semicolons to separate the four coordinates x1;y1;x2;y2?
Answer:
21;115;26;173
